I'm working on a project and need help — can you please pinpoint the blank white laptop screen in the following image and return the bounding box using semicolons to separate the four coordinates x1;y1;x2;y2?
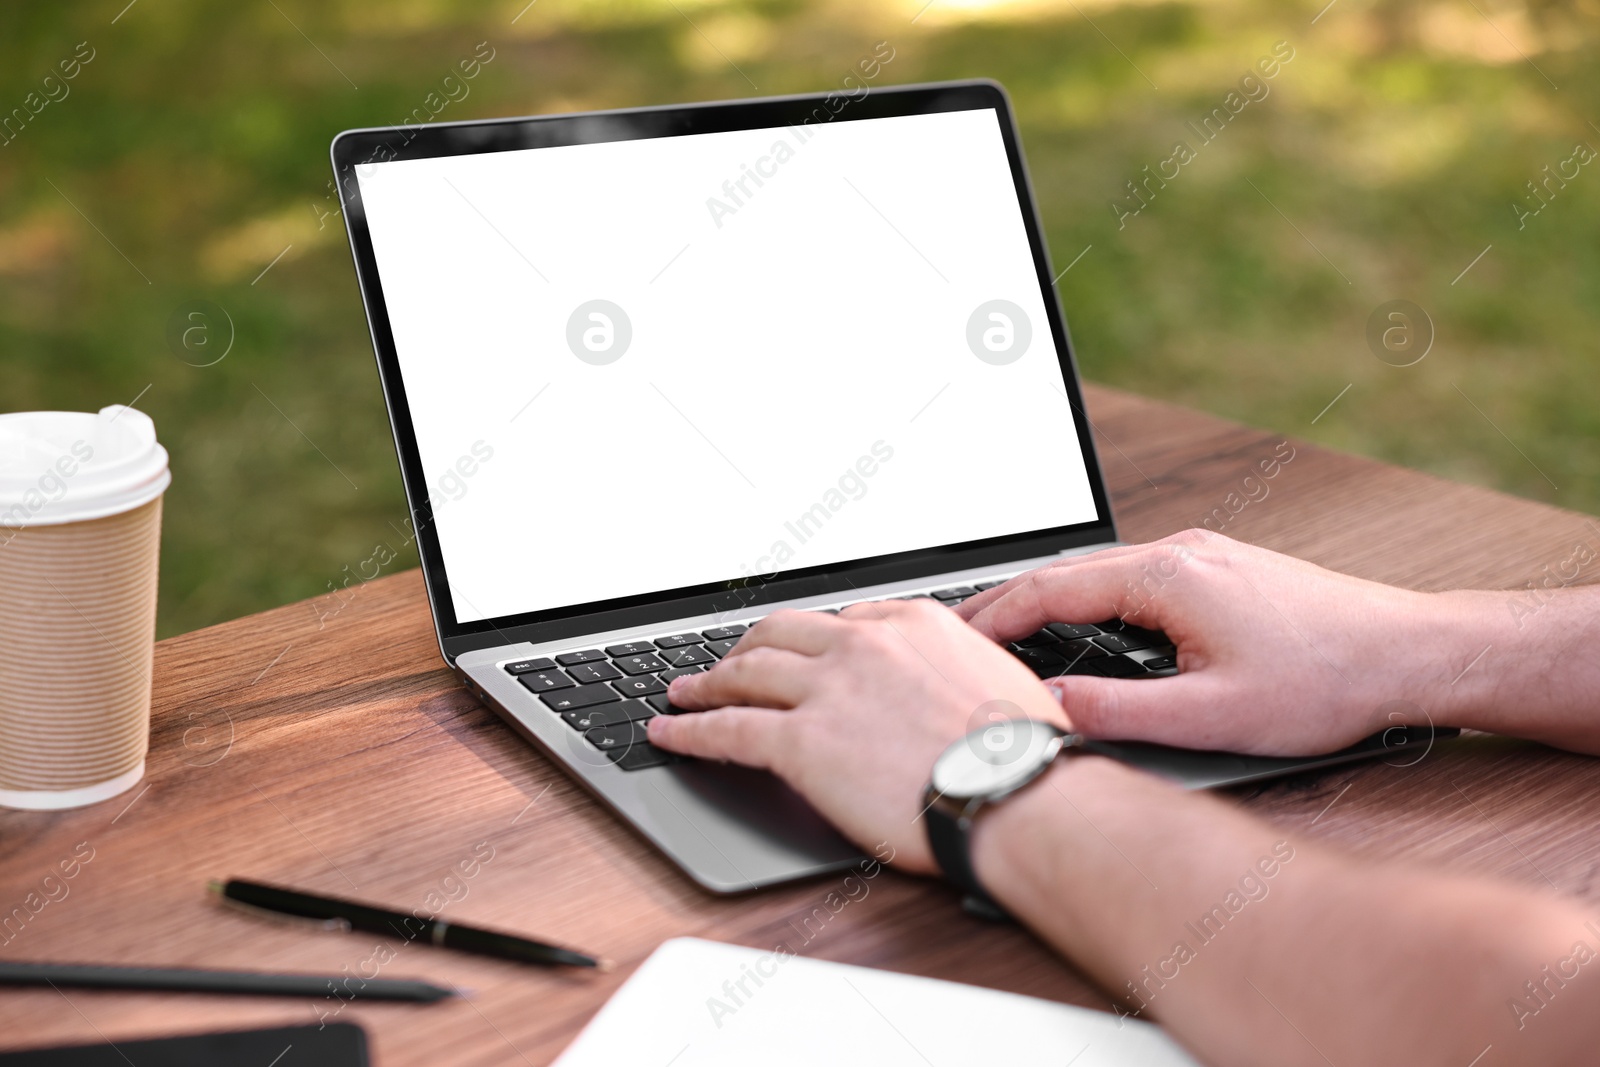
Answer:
356;107;1097;623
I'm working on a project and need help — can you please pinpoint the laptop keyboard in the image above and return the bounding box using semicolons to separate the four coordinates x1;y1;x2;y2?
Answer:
499;583;1175;772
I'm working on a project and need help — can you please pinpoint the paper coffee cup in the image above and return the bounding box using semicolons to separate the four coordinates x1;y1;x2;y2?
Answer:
0;405;170;810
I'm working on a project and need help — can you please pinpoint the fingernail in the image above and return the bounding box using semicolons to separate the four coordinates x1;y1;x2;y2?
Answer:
668;676;685;691
647;716;667;738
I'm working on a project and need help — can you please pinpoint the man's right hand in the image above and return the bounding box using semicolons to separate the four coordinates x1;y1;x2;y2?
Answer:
955;531;1484;756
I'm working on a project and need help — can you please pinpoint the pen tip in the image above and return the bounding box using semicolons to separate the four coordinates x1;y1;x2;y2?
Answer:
205;879;224;896
595;958;615;973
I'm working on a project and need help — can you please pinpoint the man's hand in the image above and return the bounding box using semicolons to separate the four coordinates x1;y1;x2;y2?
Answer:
957;531;1471;756
647;600;1067;873
644;533;1600;1067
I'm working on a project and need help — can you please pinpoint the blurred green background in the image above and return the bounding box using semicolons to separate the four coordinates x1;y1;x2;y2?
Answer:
1;0;1596;638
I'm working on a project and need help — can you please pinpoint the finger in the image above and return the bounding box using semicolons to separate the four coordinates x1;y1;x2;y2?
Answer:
646;706;788;769
1044;672;1252;751
669;646;814;710
832;598;934;620
954;544;1151;621
949;580;1014;621
964;544;1192;642
960;558;1131;641
722;608;842;660
838;597;956;645
837;598;925;622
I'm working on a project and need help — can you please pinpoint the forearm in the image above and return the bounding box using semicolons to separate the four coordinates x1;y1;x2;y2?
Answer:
970;757;1600;1065
1425;585;1600;753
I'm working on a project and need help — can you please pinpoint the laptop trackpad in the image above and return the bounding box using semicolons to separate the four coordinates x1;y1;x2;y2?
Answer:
668;760;857;854
627;760;866;892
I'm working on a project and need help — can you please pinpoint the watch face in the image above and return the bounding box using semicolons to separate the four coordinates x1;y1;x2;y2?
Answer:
931;719;1068;801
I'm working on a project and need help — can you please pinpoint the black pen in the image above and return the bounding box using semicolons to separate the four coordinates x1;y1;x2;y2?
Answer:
211;878;609;970
0;961;454;1001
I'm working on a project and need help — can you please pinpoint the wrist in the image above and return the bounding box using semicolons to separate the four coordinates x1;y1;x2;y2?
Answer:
1422;585;1600;751
966;755;1137;927
1408;589;1508;729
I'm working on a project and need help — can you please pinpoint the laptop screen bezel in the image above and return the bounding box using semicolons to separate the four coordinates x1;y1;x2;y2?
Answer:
331;79;1117;662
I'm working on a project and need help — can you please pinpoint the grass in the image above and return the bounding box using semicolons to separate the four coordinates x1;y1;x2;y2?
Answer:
1;0;1596;637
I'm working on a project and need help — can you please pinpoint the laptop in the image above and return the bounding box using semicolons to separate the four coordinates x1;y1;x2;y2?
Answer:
330;80;1445;894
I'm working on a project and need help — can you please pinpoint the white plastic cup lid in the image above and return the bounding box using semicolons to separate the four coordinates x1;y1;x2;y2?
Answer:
0;406;171;527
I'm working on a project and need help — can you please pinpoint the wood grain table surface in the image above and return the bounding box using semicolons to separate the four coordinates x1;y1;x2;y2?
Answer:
2;383;1598;1063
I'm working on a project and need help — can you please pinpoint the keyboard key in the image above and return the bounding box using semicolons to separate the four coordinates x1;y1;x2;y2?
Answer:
974;580;1003;591
646;692;694;715
659;665;704;683
1094;617;1125;632
563;701;655;729
1014;647;1066;677
614;743;675;770
518;670;574;693
931;587;976;601
660;645;714;667
1062;658;1102;675
613;675;667;698
1142;656;1176;671
504;658;557;675
542;683;622;712
1012;630;1057;649
556;649;607;666
616;653;668;675
1052;645;1101;676
1093;633;1151;654
1059;638;1108;662
654;633;705;648
566;661;622;684
605;640;657;657
1095;656;1147;678
704;638;740;658
1045;623;1100;641
701;625;747;641
585;722;652;750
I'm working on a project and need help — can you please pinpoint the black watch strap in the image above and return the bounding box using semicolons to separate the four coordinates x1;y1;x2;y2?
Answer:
923;725;1089;922
924;793;1010;922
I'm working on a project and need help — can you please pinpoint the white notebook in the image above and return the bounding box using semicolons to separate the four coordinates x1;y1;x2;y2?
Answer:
553;938;1201;1066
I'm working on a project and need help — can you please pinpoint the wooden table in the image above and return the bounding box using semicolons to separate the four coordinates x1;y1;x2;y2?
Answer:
4;384;1598;1063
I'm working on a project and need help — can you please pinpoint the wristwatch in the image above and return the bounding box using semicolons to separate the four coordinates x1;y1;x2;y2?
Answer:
923;719;1085;921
